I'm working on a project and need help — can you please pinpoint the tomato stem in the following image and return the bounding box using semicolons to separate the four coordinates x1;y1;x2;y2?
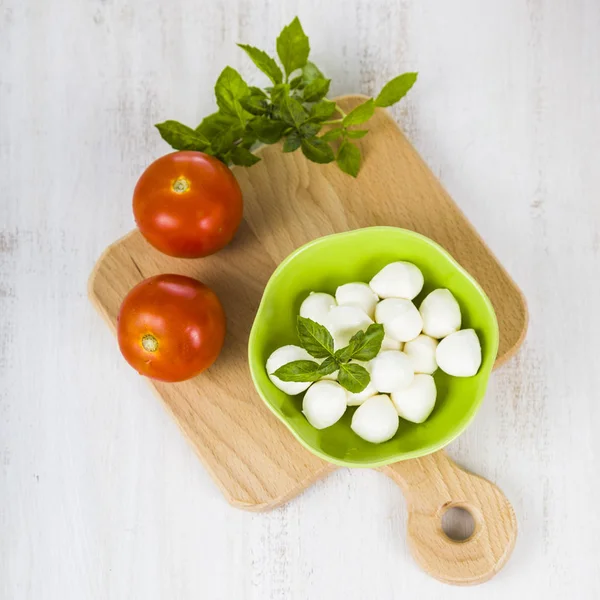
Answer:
172;177;189;193
142;334;158;352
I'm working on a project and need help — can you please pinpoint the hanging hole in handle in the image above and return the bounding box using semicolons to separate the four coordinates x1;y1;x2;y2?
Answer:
441;505;476;542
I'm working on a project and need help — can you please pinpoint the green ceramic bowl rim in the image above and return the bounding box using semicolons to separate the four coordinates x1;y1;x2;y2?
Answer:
248;226;499;468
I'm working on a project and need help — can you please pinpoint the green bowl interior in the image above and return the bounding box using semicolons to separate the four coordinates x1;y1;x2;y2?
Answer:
248;227;499;467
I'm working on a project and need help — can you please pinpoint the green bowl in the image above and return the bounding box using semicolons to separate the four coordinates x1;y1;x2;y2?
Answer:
248;227;499;468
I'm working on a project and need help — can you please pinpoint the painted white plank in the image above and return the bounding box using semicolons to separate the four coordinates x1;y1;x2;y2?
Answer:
1;0;599;597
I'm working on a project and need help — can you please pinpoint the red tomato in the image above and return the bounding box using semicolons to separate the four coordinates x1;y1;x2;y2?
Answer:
117;274;226;382
133;151;243;258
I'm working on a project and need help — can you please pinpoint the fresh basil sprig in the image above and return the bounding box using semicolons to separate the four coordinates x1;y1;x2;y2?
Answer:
297;314;335;358
273;316;384;393
155;17;417;177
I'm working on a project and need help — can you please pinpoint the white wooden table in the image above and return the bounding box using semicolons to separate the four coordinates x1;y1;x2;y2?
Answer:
2;1;599;597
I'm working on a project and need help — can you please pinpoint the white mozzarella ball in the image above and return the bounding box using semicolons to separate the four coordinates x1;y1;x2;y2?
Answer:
325;305;373;349
351;394;399;443
369;261;424;300
299;292;337;325
436;329;482;377
381;335;403;351
370;350;414;393
404;334;438;374
266;345;314;395
419;289;461;339
391;374;437;423
302;380;347;429
375;298;423;342
346;379;378;406
335;282;379;318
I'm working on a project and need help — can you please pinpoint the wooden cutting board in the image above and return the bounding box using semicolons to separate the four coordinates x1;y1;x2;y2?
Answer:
89;96;526;585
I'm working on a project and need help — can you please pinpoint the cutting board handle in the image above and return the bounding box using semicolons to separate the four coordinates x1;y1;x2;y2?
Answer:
379;451;517;585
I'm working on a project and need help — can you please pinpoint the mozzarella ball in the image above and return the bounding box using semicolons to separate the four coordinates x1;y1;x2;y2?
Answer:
381;335;403;352
300;292;337;325
369;261;424;300
370;350;414;393
391;374;437;423
266;345;314;395
351;394;399;443
325;305;373;349
302;380;347;429
346;378;378;406
436;329;482;377
419;289;461;339
404;334;438;374
335;282;379;318
375;298;423;342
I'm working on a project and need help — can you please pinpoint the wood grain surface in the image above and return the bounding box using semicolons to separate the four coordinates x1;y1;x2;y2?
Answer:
382;453;517;585
89;224;333;510
89;96;521;584
3;0;600;598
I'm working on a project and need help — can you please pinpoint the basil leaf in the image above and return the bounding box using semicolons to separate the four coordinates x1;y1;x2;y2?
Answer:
249;86;268;98
299;122;321;137
334;344;355;364
343;98;375;127
338;363;370;393
276;17;310;77
320;128;343;142
318;356;338;377
289;75;304;89
279;95;308;127
211;126;243;156
155;121;210;151
283;131;302;152
230;146;260;166
336;140;361;177
270;82;290;104
303;77;331;102
375;72;418;107
239;130;258;149
346;129;368;139
310;99;337;121
297;316;335;358
301;136;335;164
240;93;268;116
237;44;283;84
273;360;323;382
302;61;324;85
250;117;288;144
349;323;384;361
214;66;250;121
196;112;238;139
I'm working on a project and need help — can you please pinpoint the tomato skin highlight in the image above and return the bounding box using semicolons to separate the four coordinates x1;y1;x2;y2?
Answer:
117;274;226;382
133;151;243;258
